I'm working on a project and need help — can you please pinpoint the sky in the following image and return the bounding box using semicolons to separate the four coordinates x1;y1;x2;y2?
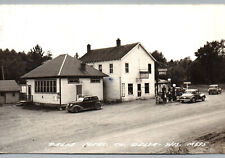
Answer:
0;4;225;61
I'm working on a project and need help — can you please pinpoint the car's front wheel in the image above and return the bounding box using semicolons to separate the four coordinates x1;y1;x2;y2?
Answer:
191;98;196;103
202;97;205;101
73;107;80;113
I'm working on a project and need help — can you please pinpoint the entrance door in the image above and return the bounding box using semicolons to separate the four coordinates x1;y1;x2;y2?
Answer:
76;85;82;100
27;85;32;101
137;84;141;97
0;93;6;104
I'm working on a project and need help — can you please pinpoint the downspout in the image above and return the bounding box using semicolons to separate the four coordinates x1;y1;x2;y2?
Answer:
58;54;68;108
59;77;61;107
26;80;28;101
119;77;122;102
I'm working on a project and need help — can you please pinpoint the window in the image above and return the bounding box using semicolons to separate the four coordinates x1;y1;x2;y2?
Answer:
35;80;57;93
84;97;90;101
128;83;133;95
98;64;102;72
90;78;100;83
109;64;113;73
148;64;151;73
68;78;79;84
145;83;149;93
125;63;129;73
0;93;4;96
46;81;49;92
122;83;125;97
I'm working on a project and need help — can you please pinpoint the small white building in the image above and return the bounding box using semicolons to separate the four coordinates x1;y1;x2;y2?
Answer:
0;80;20;104
21;54;107;107
80;39;156;102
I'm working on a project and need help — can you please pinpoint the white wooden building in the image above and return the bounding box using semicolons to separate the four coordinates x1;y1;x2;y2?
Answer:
0;80;20;104
80;39;156;102
21;54;107;107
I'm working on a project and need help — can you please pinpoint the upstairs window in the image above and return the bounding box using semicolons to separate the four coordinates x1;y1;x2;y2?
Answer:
148;64;151;73
125;63;129;73
98;64;102;72
109;64;113;73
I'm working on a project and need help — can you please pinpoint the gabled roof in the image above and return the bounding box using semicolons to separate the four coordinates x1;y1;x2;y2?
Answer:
21;54;107;79
0;80;20;92
80;43;139;63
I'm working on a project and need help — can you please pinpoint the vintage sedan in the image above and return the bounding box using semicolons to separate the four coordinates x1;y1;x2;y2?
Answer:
180;89;206;103
66;96;102;113
208;84;222;95
175;87;185;101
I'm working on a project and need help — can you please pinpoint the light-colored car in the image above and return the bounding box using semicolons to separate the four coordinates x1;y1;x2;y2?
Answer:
180;89;206;103
208;84;222;95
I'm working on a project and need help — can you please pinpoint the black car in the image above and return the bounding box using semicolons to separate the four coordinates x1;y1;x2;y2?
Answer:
66;96;102;113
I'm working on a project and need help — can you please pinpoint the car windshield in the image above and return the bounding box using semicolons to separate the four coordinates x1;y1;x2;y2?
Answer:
209;85;218;88
77;97;84;102
185;90;196;94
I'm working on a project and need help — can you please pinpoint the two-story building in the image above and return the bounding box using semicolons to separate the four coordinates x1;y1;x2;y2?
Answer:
80;39;156;102
21;54;107;108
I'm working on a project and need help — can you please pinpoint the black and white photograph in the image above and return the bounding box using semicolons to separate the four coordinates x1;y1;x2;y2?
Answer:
0;0;225;155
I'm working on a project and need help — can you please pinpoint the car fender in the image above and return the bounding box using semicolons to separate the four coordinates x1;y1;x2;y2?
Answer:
71;104;84;111
200;94;205;97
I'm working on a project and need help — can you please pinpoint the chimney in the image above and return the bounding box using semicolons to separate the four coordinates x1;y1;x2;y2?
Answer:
87;44;91;52
116;38;121;47
81;62;86;71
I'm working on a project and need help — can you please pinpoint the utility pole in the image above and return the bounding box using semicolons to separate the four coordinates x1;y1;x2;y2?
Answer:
1;66;4;80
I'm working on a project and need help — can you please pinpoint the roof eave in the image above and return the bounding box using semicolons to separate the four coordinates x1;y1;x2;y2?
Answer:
21;74;108;79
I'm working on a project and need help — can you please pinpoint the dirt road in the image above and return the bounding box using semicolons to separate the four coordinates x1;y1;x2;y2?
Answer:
0;92;225;153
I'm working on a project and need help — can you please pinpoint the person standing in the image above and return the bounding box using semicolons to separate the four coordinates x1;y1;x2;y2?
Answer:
172;84;176;101
162;85;167;103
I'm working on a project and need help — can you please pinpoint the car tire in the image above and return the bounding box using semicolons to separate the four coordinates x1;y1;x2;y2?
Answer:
96;103;102;110
191;98;196;103
73;107;79;113
202;97;205;101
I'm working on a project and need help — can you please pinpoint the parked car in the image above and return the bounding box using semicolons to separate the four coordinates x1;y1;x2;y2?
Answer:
66;96;103;113
180;89;206;103
208;84;222;95
175;87;185;101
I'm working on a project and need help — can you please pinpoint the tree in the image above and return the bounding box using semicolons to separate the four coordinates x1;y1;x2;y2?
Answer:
152;50;167;65
0;45;52;83
151;50;168;81
26;45;52;72
194;40;225;83
167;57;193;86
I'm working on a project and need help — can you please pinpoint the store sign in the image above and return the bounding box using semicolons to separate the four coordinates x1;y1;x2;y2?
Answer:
140;72;149;79
158;68;167;75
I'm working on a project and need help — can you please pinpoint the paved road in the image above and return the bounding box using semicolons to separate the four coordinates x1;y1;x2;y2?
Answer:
0;93;224;153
